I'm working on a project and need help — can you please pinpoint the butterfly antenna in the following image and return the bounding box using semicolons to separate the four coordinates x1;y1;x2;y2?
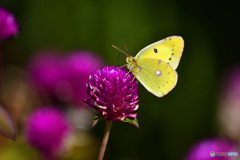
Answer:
112;45;129;56
123;44;130;55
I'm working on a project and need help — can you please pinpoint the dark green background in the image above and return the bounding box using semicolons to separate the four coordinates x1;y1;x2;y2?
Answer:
1;0;240;159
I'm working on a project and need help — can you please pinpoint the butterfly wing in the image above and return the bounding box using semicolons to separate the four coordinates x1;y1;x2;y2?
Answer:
132;58;178;97
135;36;184;70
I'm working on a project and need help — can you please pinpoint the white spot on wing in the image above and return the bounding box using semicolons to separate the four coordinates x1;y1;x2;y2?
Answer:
155;70;162;76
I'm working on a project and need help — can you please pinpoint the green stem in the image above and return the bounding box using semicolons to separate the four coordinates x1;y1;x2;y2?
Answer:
98;120;113;160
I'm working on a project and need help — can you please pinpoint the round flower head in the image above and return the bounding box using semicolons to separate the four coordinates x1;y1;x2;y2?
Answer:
185;138;235;160
84;65;139;124
28;50;65;96
64;51;104;106
218;66;240;141
25;107;72;159
0;7;18;39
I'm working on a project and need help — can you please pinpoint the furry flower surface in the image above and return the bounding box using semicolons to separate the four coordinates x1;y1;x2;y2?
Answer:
84;65;139;122
25;107;72;159
0;7;18;39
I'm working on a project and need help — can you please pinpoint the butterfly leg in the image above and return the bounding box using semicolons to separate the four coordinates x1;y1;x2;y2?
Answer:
132;71;139;82
119;64;127;69
125;65;133;77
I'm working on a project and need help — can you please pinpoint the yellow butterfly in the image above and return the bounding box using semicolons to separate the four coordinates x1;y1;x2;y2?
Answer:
113;36;184;97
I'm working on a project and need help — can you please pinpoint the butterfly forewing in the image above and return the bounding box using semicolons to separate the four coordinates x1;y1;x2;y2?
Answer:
135;36;184;70
135;58;178;97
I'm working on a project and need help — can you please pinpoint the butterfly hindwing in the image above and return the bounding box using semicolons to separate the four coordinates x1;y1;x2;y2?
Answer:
133;58;178;97
135;36;184;70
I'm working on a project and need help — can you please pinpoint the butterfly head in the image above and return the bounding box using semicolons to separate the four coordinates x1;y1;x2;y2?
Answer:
125;56;137;71
126;56;137;65
126;56;133;64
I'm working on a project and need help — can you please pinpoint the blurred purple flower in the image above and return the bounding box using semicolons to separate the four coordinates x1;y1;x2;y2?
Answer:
0;7;18;40
64;51;104;106
84;65;139;122
185;138;235;160
25;107;72;159
28;50;104;105
28;50;65;97
218;66;240;141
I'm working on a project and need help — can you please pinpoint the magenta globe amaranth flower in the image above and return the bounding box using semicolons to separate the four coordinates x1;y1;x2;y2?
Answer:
84;65;139;160
185;138;235;160
28;50;65;97
28;50;104;105
25;107;72;159
0;7;18;39
84;65;139;127
218;66;240;141
64;51;104;106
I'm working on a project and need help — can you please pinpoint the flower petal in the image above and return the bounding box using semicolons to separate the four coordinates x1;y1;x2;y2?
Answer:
0;105;16;140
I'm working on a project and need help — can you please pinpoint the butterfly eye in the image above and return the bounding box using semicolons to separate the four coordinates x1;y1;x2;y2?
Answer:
126;57;132;63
